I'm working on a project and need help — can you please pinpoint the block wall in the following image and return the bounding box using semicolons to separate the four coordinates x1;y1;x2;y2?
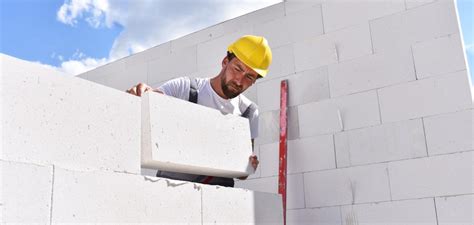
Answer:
1;54;283;224
78;0;473;224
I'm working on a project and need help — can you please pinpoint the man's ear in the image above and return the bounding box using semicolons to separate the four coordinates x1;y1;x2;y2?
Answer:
221;56;229;68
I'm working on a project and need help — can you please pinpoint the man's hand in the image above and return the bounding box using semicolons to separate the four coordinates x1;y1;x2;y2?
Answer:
126;82;161;96
238;154;259;180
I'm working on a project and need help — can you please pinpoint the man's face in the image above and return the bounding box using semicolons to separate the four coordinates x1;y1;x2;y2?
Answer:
220;56;259;99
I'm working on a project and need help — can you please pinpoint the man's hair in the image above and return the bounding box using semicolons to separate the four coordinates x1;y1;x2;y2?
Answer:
227;51;263;79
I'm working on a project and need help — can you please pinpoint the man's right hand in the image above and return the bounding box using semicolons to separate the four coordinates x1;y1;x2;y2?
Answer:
126;82;160;96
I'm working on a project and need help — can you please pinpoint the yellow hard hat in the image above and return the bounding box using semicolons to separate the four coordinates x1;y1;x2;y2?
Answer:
227;35;272;77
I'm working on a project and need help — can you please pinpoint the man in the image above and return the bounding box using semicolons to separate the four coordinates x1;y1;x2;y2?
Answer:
127;35;272;187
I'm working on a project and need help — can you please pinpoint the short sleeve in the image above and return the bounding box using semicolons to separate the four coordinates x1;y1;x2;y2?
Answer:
156;77;190;101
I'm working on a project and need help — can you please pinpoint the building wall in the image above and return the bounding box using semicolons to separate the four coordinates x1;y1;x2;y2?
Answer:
1;54;283;224
78;0;473;224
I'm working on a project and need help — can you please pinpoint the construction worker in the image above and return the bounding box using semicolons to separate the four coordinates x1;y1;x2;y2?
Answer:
127;35;272;187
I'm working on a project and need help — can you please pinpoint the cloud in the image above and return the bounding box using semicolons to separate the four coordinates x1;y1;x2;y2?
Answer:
59;57;108;75
55;0;281;74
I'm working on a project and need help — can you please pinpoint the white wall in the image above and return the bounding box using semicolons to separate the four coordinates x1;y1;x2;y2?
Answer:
1;54;283;224
78;0;473;224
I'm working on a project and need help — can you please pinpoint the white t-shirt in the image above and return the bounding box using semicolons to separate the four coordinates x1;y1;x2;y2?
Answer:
157;77;259;139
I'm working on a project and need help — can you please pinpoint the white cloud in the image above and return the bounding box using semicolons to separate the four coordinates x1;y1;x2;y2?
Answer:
59;57;108;75
56;0;281;74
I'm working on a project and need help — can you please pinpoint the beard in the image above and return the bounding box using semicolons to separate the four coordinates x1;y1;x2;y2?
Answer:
221;77;243;99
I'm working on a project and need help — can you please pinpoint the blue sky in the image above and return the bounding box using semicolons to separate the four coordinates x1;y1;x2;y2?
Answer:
1;0;473;83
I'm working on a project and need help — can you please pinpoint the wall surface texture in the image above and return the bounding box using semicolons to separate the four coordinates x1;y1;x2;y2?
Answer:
1;54;283;224
78;0;473;224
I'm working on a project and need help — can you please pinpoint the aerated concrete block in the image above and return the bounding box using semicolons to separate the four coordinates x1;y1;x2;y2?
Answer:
51;168;202;224
288;134;335;173
141;92;253;178
388;151;473;200
322;0;405;33
412;33;466;79
287;207;342;225
370;0;458;53
288;66;330;107
340;198;437;225
378;70;472;123
328;49;415;97
202;185;283;225
436;194;474;225
424;109;474;156
335;119;427;167
147;45;198;85
304;163;391;207
294;23;372;71
0;160;53;224
235;176;278;194
299;90;380;137
2;54;141;173
265;44;296;80
405;0;437;9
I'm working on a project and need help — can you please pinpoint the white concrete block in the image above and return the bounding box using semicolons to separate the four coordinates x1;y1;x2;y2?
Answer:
254;16;292;49
405;0;437;9
287;22;372;72
0;161;53;224
331;23;373;62
287;173;305;210
2;55;141;173
257;75;287;113
100;60;148;91
288;135;336;173
284;0;325;16
202;185;283;225
340;198;437;225
436;194;474;225
322;0;405;33
51;168;202;224
412;33;466;79
266;44;296;79
328;49;416;97
289;66;330;107
371;0;459;53
388;151;474;200
235;176;278;194
335;119;427;167
298;99;343;137
256;107;299;145
299;90;381;137
143;41;171;61
141;92;253;178
424;109;474;156
257;110;280;145
236;174;302;210
147;44;197;85
304;164;391;207
378;70;472;123
284;4;324;43
294;34;338;72
287;207;342;225
259;142;279;177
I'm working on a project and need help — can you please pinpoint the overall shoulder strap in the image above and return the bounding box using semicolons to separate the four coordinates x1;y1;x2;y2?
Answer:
188;77;198;104
241;103;257;119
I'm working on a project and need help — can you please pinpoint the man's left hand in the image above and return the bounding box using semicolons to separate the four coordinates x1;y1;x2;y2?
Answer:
238;154;259;180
